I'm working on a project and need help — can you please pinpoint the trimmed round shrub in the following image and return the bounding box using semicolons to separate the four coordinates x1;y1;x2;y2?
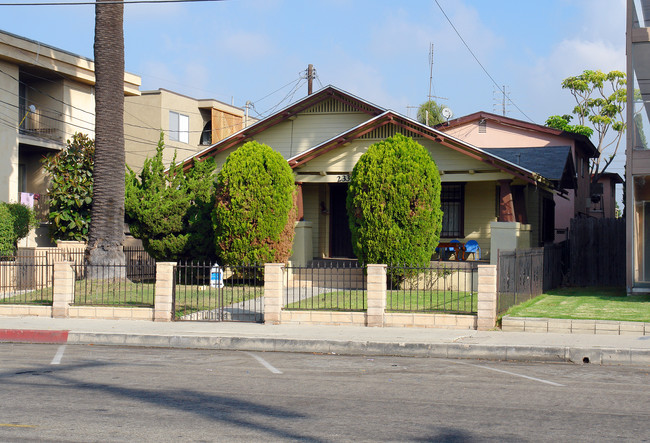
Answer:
346;133;443;268
213;141;297;265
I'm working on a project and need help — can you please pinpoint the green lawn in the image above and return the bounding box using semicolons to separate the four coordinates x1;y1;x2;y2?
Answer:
1;281;155;307
285;289;476;313
173;285;264;319
504;287;650;322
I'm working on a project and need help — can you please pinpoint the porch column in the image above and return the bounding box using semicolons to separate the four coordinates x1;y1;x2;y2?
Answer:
296;182;304;221
498;179;515;222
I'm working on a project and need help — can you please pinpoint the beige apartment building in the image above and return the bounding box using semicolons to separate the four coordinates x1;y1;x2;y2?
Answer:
0;30;141;245
124;89;250;172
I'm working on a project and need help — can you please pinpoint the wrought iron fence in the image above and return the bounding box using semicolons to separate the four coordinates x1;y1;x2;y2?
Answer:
73;262;155;307
0;254;53;305
497;248;544;315
124;246;156;281
173;262;264;322
285;261;366;311
386;261;478;314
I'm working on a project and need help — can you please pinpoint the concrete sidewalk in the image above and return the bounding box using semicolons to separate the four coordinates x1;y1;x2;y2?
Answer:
1;316;649;366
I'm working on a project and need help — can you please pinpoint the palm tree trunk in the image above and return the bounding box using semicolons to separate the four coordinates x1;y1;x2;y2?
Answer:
86;0;126;277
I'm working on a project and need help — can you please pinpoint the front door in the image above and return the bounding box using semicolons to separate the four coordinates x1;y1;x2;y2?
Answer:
329;183;355;258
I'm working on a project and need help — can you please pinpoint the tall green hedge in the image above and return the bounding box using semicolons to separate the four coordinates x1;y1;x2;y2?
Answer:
346;133;442;268
213;141;297;265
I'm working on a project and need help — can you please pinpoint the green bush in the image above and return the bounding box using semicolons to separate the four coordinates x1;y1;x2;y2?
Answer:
346;133;442;270
213;141;297;265
6;203;37;241
41;133;94;241
125;133;217;262
0;203;36;256
0;204;15;256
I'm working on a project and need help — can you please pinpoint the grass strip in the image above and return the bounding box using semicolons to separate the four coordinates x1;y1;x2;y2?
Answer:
503;287;650;322
285;289;477;313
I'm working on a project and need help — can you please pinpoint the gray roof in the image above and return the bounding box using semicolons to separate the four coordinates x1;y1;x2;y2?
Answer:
482;146;573;182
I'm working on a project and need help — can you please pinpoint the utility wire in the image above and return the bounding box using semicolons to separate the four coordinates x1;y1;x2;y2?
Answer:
0;0;225;6
433;0;534;123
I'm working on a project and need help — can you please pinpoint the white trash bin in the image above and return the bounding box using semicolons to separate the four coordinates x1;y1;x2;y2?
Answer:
210;263;224;288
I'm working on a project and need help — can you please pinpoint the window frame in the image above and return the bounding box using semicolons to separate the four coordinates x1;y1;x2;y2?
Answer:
169;111;189;144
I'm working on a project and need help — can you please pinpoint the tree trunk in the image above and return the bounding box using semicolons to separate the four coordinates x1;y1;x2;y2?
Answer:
86;0;126;277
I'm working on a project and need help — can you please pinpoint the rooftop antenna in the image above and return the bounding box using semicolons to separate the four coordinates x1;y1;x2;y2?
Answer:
426;43;448;126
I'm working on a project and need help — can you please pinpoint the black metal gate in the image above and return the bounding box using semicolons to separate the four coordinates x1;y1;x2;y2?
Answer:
173;262;264;322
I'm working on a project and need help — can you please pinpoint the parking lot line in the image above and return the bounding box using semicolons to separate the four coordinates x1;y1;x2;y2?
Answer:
50;345;66;365
449;360;565;387
245;352;283;374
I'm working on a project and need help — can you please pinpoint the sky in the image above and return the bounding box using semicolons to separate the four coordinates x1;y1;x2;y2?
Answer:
0;0;628;183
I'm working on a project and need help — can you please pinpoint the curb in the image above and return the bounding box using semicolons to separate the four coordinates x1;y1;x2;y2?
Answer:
2;329;648;366
0;329;69;344
63;332;650;367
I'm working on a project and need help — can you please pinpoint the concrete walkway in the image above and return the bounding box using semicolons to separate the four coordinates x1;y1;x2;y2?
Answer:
1;316;649;366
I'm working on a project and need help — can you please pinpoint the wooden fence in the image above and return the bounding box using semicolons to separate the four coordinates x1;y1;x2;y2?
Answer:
567;217;625;286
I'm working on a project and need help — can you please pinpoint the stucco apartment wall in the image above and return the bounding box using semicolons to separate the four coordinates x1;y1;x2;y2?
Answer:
63;79;95;139
124;92;162;171
0;60;19;202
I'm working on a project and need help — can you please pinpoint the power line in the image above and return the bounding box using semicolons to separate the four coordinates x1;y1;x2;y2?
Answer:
433;0;534;123
0;0;225;6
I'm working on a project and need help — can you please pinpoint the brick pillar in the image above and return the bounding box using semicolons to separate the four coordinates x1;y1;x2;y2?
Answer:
154;262;175;322
366;264;386;327
264;263;285;324
477;264;497;331
52;262;74;318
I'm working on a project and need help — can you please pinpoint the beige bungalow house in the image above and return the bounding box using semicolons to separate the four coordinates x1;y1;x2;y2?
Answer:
437;111;599;244
183;86;564;265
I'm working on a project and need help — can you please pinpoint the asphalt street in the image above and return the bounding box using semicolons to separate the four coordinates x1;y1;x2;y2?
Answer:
0;344;648;442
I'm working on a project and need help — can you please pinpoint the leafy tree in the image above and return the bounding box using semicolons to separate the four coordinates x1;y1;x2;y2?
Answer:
125;134;217;262
42;133;94;242
346;133;443;274
546;69;626;180
417;100;446;126
213;141;297;265
87;0;126;271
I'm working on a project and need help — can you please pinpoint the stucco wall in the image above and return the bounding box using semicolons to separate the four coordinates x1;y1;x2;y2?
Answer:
0;60;19;202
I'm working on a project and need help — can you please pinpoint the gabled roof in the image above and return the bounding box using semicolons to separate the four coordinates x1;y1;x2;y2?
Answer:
437;111;600;159
483;146;576;189
181;86;557;188
287;110;553;187
181;85;385;169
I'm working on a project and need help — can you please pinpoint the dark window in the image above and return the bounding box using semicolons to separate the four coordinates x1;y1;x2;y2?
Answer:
541;197;555;244
478;119;487;133
441;183;465;238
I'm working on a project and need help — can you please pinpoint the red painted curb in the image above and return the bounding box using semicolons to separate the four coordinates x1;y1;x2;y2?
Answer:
0;329;69;343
